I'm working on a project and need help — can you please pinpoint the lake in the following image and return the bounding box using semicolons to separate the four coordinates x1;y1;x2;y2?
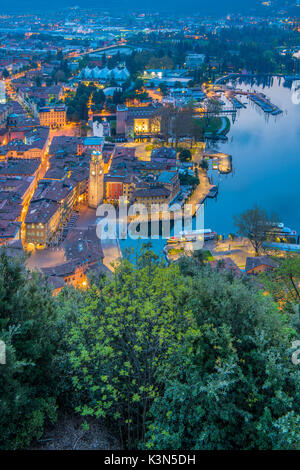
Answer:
120;77;300;256
205;76;300;237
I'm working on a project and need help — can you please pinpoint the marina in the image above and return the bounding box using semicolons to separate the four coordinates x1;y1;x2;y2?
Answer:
120;77;300;257
248;92;283;115
205;77;300;238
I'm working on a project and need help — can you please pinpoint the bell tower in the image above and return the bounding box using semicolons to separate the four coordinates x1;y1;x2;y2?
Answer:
88;151;104;208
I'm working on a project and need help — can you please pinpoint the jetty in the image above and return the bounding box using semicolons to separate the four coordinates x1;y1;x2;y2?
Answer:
204;151;232;174
225;91;246;109
248;93;282;115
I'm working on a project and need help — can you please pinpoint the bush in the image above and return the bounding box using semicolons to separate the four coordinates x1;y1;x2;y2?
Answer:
58;246;195;449
0;250;60;449
179;149;192;162
145;266;300;450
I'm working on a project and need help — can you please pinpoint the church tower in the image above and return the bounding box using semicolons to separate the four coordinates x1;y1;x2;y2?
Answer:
88;151;104;208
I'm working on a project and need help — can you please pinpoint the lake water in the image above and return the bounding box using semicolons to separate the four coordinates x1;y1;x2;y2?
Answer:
205;76;300;237
120;77;300;256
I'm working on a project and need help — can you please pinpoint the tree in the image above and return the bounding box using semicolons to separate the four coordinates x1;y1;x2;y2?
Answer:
191;119;204;143
0;250;60;449
54;69;66;84
158;82;168;95
234;205;277;255
60;246;194;449
159;105;175;142
205;98;222;120
199;158;209;170
146;56;174;70
260;254;300;315
56;50;63;62
179;149;192;162
93;89;105;106
177;107;194;148
276;256;300;301
145;265;300;450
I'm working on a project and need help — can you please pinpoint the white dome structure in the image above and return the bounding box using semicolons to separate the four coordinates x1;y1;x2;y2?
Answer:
80;65;130;82
117;67;130;81
99;67;110;80
93;67;101;79
83;66;92;78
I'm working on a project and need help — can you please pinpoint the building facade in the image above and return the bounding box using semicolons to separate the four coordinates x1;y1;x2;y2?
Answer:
88;152;104;208
39;106;66;128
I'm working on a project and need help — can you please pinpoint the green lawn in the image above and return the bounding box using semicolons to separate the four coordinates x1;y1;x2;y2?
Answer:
194;116;230;136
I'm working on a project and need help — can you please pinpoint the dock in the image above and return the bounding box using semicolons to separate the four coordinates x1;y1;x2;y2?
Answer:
204;151;232;174
248;93;282;115
225;92;246;109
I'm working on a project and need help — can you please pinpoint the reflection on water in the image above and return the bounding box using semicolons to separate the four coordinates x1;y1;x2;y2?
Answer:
120;77;300;255
205;76;300;237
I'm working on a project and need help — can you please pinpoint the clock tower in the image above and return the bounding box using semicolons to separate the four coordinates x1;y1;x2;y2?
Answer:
88;151;104;208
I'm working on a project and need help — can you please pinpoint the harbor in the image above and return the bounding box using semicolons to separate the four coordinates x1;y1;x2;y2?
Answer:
248;92;283;115
120;77;300;259
204;77;300;239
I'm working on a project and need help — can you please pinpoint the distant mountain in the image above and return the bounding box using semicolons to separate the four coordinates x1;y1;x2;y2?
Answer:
1;0;297;16
0;0;263;15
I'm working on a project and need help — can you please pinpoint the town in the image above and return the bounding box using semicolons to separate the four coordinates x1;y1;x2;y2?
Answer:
0;4;299;292
1;0;300;454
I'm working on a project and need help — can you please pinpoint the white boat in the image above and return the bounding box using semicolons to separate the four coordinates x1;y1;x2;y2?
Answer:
179;229;217;241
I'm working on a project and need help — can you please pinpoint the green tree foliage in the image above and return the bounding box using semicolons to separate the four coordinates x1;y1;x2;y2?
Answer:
145;264;300;450
260;254;300;318
66;83;95;121
60;246;195;448
0;250;59;449
179;149;192;162
179;171;199;188
2;69;9;79
2;245;300;451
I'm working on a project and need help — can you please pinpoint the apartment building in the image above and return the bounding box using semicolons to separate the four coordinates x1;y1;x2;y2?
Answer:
39;106;66;128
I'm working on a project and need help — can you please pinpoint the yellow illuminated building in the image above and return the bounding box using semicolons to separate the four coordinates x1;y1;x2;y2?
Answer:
134;116;160;135
39;106;66;129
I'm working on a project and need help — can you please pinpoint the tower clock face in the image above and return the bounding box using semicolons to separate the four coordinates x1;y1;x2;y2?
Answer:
99;170;102;175
91;171;96;176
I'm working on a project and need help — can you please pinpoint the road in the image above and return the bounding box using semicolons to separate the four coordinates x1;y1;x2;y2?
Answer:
187;168;214;214
65;42;123;59
4;65;41;84
76;207;122;271
49;123;80;139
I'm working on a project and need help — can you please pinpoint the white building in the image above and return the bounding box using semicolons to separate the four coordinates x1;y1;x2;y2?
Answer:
93;120;110;138
80;66;130;84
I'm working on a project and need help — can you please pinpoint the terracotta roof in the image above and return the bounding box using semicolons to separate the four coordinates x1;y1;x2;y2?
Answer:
245;256;278;273
133;186;170;198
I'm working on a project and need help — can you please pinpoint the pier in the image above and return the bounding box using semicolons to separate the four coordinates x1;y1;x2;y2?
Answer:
248;93;282;115
225;91;246;109
204;151;232;174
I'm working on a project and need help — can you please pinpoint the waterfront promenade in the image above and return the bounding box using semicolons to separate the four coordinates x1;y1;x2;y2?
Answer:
187;168;214;208
208;238;255;270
